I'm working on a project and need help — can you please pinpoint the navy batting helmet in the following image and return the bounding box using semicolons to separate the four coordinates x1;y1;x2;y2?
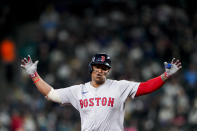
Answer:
89;53;111;73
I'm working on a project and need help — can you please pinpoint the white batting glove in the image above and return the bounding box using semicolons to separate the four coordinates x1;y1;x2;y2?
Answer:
21;55;39;78
164;58;182;78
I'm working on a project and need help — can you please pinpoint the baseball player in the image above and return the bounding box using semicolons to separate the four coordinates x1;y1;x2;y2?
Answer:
21;53;182;131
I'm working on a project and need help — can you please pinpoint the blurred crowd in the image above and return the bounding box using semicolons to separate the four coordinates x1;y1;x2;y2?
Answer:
0;1;197;131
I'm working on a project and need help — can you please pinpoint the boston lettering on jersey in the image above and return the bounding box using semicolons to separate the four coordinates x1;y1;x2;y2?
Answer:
79;97;114;108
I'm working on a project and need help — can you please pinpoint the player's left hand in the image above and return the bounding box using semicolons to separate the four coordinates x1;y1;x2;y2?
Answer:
164;58;182;77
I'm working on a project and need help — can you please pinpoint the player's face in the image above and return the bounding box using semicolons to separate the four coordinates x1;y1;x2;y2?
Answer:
91;65;110;85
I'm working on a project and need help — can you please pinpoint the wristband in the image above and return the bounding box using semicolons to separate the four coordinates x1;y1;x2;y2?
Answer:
164;72;170;78
30;72;40;83
161;72;170;81
33;78;40;83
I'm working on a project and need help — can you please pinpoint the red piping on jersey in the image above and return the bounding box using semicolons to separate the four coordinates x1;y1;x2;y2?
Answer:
135;76;165;97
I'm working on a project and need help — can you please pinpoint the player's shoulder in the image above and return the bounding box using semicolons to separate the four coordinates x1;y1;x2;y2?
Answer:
67;83;84;90
107;79;139;86
106;79;128;85
64;83;88;95
106;79;117;84
107;79;128;83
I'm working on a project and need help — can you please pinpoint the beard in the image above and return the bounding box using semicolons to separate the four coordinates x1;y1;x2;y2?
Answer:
95;78;105;85
91;71;108;86
94;73;106;85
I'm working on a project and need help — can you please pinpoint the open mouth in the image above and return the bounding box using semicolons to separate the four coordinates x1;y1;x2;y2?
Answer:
96;74;102;78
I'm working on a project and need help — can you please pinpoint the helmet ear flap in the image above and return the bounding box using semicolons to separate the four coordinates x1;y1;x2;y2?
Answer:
89;63;93;73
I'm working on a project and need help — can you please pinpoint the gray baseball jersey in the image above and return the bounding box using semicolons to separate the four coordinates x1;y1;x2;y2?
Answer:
55;79;140;131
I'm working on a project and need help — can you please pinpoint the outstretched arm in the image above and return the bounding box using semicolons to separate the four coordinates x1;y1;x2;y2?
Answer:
21;55;61;103
135;58;182;97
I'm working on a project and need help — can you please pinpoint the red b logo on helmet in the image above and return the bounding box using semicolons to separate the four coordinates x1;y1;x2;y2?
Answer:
101;56;105;62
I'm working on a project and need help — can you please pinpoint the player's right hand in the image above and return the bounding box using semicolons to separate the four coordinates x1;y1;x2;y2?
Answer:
21;55;39;78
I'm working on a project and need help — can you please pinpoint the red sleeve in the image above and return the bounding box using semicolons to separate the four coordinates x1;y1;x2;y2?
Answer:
135;76;165;97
